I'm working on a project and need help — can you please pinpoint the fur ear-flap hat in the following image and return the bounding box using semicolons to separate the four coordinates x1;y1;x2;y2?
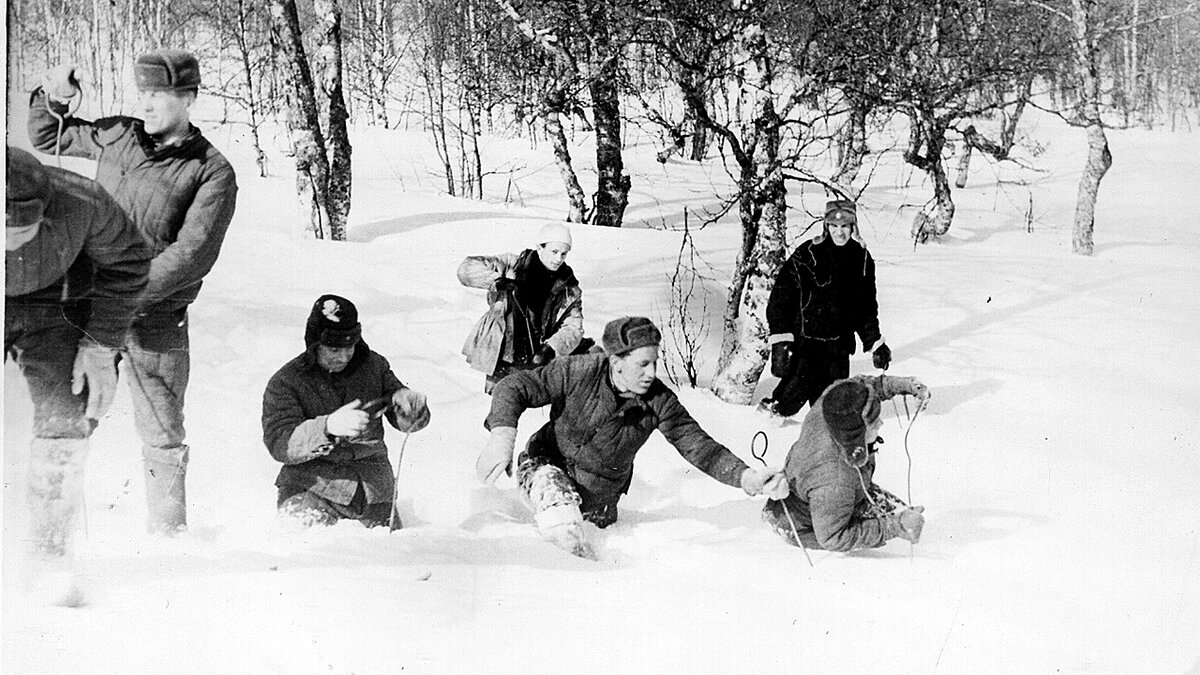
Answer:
304;294;362;348
820;199;864;244
602;317;661;356
822;379;881;467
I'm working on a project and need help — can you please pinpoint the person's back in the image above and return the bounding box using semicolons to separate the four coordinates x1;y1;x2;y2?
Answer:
6;147;151;602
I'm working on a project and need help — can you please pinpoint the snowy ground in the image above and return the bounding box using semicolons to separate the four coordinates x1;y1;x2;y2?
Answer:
4;91;1200;673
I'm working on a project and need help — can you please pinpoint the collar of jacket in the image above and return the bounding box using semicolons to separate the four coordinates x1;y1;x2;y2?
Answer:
134;121;203;158
514;248;578;290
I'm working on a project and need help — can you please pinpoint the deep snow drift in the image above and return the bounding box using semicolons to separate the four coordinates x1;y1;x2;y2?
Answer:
4;90;1199;673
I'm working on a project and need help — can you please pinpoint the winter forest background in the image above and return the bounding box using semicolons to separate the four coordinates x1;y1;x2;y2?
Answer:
4;0;1200;673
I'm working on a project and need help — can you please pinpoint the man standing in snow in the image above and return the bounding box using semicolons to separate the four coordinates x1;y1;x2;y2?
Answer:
760;200;891;419
763;374;930;553
475;316;789;558
28;49;238;534
6;147;152;591
262;295;431;528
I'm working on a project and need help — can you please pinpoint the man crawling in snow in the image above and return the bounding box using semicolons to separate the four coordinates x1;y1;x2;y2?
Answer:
475;316;789;558
763;374;931;552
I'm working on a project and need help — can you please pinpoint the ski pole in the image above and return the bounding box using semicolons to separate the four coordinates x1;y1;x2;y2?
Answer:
388;431;410;532
751;432;812;567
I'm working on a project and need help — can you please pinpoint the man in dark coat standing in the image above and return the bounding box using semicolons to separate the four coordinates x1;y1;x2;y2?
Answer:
28;49;239;534
763;374;929;553
761;200;893;419
475;316;789;558
6;147;152;601
262;295;431;528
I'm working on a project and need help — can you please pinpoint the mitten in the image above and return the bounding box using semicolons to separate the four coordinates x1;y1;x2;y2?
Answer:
740;466;790;499
872;342;892;370
896;506;925;543
770;341;794;378
391;387;430;433
326;399;370;438
531;343;556;367
476;426;517;484
71;341;120;419
42;64;81;101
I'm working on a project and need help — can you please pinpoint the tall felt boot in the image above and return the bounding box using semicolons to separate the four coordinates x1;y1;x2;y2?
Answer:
143;445;188;534
27;437;89;558
535;503;596;560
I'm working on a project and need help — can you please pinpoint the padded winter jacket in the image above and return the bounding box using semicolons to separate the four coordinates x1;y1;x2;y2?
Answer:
262;342;413;506
458;249;583;375
5;152;152;348
486;353;749;506
779;374;922;551
766;235;881;354
28;90;238;348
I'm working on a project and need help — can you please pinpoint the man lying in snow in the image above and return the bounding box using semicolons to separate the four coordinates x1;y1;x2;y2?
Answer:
475;316;790;558
262;295;430;528
763;374;930;552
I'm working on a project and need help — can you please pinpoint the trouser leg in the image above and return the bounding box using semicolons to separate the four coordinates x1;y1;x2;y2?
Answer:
277;485;391;528
773;342;850;415
8;307;95;559
762;495;817;550
516;453;595;558
125;337;190;534
27;439;90;557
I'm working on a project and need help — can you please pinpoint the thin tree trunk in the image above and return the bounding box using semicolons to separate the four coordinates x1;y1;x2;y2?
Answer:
906;108;955;242
1070;0;1110;256
589;56;629;228
268;0;334;239
544;100;588;222
711;25;786;404
236;0;269;177
314;0;352;241
831;98;868;187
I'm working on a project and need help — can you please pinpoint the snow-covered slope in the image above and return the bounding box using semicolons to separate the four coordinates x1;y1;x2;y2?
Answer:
4;94;1199;673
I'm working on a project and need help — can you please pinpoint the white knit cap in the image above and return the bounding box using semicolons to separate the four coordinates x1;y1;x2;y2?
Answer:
537;222;573;247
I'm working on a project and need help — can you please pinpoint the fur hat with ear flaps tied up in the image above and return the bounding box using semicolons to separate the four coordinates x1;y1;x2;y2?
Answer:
304;294;362;348
602;317;661;356
822;379;881;467
135;49;201;92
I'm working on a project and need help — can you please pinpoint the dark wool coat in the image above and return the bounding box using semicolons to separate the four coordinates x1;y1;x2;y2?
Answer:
5;157;152;348
486;353;749;506
766;235;881;354
779;374;920;551
28;91;238;349
458;249;583;374
262;341;407;506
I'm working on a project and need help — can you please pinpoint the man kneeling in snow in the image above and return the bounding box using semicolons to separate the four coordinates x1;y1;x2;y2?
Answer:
262;295;430;527
763;375;930;552
475;316;789;558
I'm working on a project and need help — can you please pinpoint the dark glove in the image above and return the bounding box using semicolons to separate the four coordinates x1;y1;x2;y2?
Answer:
770;341;793;378
493;277;516;294
872;343;891;370
42;64;81;101
531;343;556;367
391;387;430;433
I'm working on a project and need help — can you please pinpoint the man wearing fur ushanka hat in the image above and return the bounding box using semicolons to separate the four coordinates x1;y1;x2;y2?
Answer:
262;295;431;528
762;374;930;553
760;200;894;421
28;48;238;535
475;316;790;559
